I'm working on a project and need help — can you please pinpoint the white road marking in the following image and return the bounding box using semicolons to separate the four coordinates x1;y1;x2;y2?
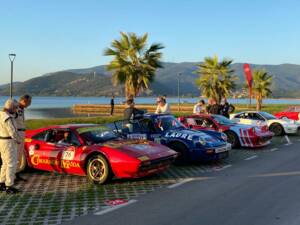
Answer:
244;155;258;161
94;200;137;216
213;164;232;171
167;178;195;189
270;148;278;152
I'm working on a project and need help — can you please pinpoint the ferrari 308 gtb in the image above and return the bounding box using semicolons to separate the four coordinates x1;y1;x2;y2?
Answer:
22;124;177;184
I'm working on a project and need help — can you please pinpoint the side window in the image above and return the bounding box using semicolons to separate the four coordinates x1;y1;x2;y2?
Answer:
32;130;50;141
56;130;81;146
139;119;155;133
235;113;245;119
186;118;197;125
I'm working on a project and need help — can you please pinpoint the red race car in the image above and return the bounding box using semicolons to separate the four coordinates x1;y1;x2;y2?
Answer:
274;106;300;121
20;124;177;184
178;114;273;148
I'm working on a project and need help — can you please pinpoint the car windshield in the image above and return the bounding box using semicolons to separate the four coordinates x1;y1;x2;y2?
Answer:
154;115;184;131
77;125;117;144
211;115;236;125
259;112;276;120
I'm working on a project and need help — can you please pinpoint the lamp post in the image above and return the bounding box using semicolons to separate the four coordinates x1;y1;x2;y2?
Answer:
177;73;181;112
8;53;16;98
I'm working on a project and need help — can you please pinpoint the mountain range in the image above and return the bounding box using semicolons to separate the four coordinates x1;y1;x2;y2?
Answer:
1;62;300;97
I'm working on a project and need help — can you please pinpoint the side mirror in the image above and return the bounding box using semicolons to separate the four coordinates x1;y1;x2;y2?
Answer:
34;144;40;150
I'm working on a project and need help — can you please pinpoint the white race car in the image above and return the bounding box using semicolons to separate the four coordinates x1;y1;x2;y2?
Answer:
230;111;300;136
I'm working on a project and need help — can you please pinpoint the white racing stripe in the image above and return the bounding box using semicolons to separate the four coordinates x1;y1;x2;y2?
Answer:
94;200;137;216
167;178;195;189
270;148;278;152
244;155;258;161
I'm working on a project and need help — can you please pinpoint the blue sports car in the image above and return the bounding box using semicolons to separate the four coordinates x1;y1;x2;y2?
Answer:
113;114;231;164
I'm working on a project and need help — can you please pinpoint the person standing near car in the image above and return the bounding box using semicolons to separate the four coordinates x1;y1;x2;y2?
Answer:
15;94;32;181
155;96;171;114
110;95;115;116
0;99;22;194
124;98;144;121
193;99;206;114
207;98;220;115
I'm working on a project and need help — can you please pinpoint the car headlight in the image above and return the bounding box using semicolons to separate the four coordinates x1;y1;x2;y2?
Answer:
221;133;228;142
198;136;206;145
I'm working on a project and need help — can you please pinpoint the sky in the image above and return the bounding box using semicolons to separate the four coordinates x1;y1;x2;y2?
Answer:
1;0;300;84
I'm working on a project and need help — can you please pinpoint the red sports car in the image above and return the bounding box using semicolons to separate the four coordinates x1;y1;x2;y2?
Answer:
21;124;177;184
178;114;273;148
274;106;300;121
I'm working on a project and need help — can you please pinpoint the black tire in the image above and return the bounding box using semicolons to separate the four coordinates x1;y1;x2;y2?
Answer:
269;123;284;136
225;131;240;148
86;155;111;184
168;142;189;165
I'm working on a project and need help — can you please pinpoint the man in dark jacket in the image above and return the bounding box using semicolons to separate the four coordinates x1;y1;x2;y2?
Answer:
110;95;114;116
207;98;220;115
123;99;144;121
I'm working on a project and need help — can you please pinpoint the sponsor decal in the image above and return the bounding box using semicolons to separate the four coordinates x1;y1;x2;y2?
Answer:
165;132;193;140
30;155;80;169
29;145;35;156
127;133;147;140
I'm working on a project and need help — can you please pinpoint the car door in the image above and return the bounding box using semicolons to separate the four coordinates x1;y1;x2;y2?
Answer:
28;129;64;171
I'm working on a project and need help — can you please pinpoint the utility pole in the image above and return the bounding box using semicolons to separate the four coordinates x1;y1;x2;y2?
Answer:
8;53;16;98
177;73;181;112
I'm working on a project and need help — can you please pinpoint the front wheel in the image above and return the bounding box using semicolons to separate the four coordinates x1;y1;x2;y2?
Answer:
269;123;284;136
225;131;240;148
86;155;111;184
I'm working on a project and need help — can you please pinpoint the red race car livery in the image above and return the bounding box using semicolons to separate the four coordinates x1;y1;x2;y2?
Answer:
274;106;300;121
178;114;273;148
22;124;177;184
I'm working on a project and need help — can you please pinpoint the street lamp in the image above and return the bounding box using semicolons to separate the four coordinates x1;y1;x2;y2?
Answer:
177;73;182;112
8;53;16;98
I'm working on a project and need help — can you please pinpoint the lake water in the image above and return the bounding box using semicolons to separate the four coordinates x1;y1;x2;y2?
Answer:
0;96;299;119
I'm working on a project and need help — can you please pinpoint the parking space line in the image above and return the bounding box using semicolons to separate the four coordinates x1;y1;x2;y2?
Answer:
270;148;279;152
213;164;232;171
167;178;195;189
244;155;258;161
94;200;137;216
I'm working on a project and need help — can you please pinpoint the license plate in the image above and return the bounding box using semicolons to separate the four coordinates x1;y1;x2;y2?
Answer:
215;146;228;153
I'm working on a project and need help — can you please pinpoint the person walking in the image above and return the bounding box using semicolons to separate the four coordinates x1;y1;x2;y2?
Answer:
15;94;32;180
0;99;22;194
155;96;171;114
110;95;115;116
193;99;206;114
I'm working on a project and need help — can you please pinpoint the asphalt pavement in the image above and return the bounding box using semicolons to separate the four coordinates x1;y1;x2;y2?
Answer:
63;140;300;225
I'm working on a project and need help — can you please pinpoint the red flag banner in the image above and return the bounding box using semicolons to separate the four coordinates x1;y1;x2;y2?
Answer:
243;63;253;96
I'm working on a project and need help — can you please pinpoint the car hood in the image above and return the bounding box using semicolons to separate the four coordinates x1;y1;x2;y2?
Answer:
103;140;176;159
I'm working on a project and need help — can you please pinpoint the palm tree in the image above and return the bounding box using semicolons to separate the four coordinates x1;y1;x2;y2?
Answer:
104;32;164;98
252;69;273;111
195;55;237;104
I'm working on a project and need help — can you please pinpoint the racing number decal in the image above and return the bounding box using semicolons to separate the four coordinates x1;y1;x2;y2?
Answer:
62;151;75;160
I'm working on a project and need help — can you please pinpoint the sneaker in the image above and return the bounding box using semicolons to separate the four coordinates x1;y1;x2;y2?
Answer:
15;174;27;182
0;183;5;192
6;186;19;194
